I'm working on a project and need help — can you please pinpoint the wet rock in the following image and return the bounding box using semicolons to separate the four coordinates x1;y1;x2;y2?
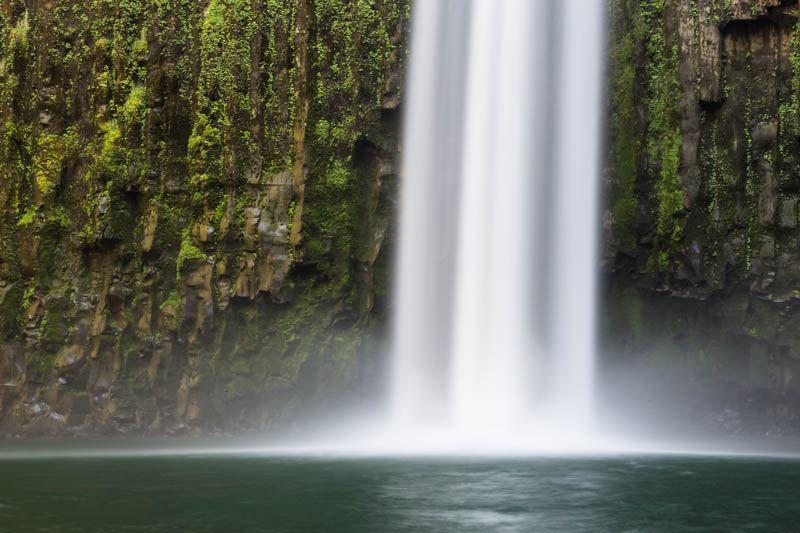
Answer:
752;120;778;147
243;208;262;251
55;344;84;369
698;5;722;103
779;197;798;229
726;0;781;22
142;206;158;252
233;255;259;299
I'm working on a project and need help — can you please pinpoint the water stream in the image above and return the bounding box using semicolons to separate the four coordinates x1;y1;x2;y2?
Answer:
392;0;605;448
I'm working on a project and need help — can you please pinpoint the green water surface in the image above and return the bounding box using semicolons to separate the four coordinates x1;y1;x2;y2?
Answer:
0;452;798;531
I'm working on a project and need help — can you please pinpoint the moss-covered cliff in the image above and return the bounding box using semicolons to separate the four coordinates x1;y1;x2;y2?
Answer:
604;0;800;435
6;0;800;438
0;0;407;436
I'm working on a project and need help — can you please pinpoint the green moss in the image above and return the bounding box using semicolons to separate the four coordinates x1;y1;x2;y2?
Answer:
25;349;59;374
21;286;34;309
31;130;76;201
608;1;683;272
705;124;720;216
122;85;146;122
9;10;28;44
16;205;37;227
608;6;640;253
789;21;800;138
131;29;147;62
213;194;230;226
176;229;207;276
41;294;70;346
37;309;48;341
48;205;70;229
0;281;24;338
159;290;181;312
188;0;257;196
654;126;683;246
93;120;124;180
647;27;684;263
187;111;223;189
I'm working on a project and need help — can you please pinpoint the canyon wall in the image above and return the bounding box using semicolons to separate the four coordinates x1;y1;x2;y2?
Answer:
0;0;407;436
4;0;800;438
603;0;800;436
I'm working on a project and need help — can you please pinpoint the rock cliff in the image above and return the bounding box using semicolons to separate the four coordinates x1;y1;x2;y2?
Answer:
4;0;800;438
0;0;407;436
604;0;800;436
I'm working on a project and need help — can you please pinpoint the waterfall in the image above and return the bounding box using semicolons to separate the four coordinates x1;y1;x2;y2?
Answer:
392;0;604;448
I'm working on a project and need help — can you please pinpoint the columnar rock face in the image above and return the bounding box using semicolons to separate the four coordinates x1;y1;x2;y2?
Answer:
6;0;800;439
0;0;408;436
604;0;800;435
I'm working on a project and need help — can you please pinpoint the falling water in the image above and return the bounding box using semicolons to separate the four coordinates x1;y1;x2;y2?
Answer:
392;0;604;448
